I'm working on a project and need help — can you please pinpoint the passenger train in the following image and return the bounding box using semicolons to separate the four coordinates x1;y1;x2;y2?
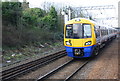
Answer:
64;18;117;58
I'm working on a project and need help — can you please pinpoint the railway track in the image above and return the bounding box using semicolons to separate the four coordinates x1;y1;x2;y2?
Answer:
2;50;67;81
37;58;90;81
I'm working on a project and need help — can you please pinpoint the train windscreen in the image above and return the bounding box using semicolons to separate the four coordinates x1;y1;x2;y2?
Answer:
65;24;91;39
83;24;92;38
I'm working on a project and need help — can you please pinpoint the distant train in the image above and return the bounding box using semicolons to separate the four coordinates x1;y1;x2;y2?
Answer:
64;18;117;58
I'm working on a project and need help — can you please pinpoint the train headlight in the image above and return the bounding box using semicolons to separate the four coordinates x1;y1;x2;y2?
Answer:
85;41;92;45
66;41;71;45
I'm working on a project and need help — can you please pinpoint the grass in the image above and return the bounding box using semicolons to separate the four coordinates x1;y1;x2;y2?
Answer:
2;41;64;67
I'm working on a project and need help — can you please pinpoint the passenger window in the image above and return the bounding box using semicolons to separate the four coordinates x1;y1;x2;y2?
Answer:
94;26;100;38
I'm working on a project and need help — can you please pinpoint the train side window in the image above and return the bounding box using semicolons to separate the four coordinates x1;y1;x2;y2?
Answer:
94;26;100;38
106;29;108;35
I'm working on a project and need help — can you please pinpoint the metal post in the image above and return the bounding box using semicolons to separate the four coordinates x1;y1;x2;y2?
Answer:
68;8;71;20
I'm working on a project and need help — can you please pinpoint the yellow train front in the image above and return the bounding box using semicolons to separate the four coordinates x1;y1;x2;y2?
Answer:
64;18;97;58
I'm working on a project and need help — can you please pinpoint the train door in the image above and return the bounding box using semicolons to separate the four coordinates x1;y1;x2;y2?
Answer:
94;26;101;45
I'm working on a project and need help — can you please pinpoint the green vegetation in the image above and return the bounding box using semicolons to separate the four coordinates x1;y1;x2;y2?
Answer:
2;41;63;66
2;2;63;49
2;1;64;66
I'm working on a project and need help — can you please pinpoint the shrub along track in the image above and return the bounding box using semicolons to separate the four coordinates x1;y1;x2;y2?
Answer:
2;50;67;81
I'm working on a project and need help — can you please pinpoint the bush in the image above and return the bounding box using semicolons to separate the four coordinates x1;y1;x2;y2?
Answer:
2;2;63;49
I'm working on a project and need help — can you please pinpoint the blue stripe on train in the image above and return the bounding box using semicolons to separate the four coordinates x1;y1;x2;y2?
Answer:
65;45;96;58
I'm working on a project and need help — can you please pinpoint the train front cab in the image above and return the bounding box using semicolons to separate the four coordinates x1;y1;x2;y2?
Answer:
64;19;98;58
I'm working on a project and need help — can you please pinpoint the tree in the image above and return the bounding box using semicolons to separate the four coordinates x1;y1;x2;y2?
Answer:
48;6;58;31
2;2;23;47
2;2;61;48
22;0;29;10
2;2;22;26
22;8;45;28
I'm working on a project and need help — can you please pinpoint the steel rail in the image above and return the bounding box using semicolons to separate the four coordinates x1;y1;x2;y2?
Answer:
2;50;66;80
37;59;74;81
64;60;89;81
37;59;90;81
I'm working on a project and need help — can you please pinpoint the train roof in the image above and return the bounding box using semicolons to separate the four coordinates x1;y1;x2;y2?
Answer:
66;18;96;24
66;18;117;30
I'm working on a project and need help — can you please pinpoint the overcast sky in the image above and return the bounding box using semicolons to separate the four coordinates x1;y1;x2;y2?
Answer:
19;0;119;8
19;0;119;27
3;0;120;27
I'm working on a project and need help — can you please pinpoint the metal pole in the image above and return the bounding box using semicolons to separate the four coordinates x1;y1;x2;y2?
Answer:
68;8;71;20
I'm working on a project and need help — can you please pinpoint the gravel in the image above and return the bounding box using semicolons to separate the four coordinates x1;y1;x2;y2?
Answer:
7;39;118;80
2;46;65;71
16;56;72;80
47;59;88;79
72;39;118;79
